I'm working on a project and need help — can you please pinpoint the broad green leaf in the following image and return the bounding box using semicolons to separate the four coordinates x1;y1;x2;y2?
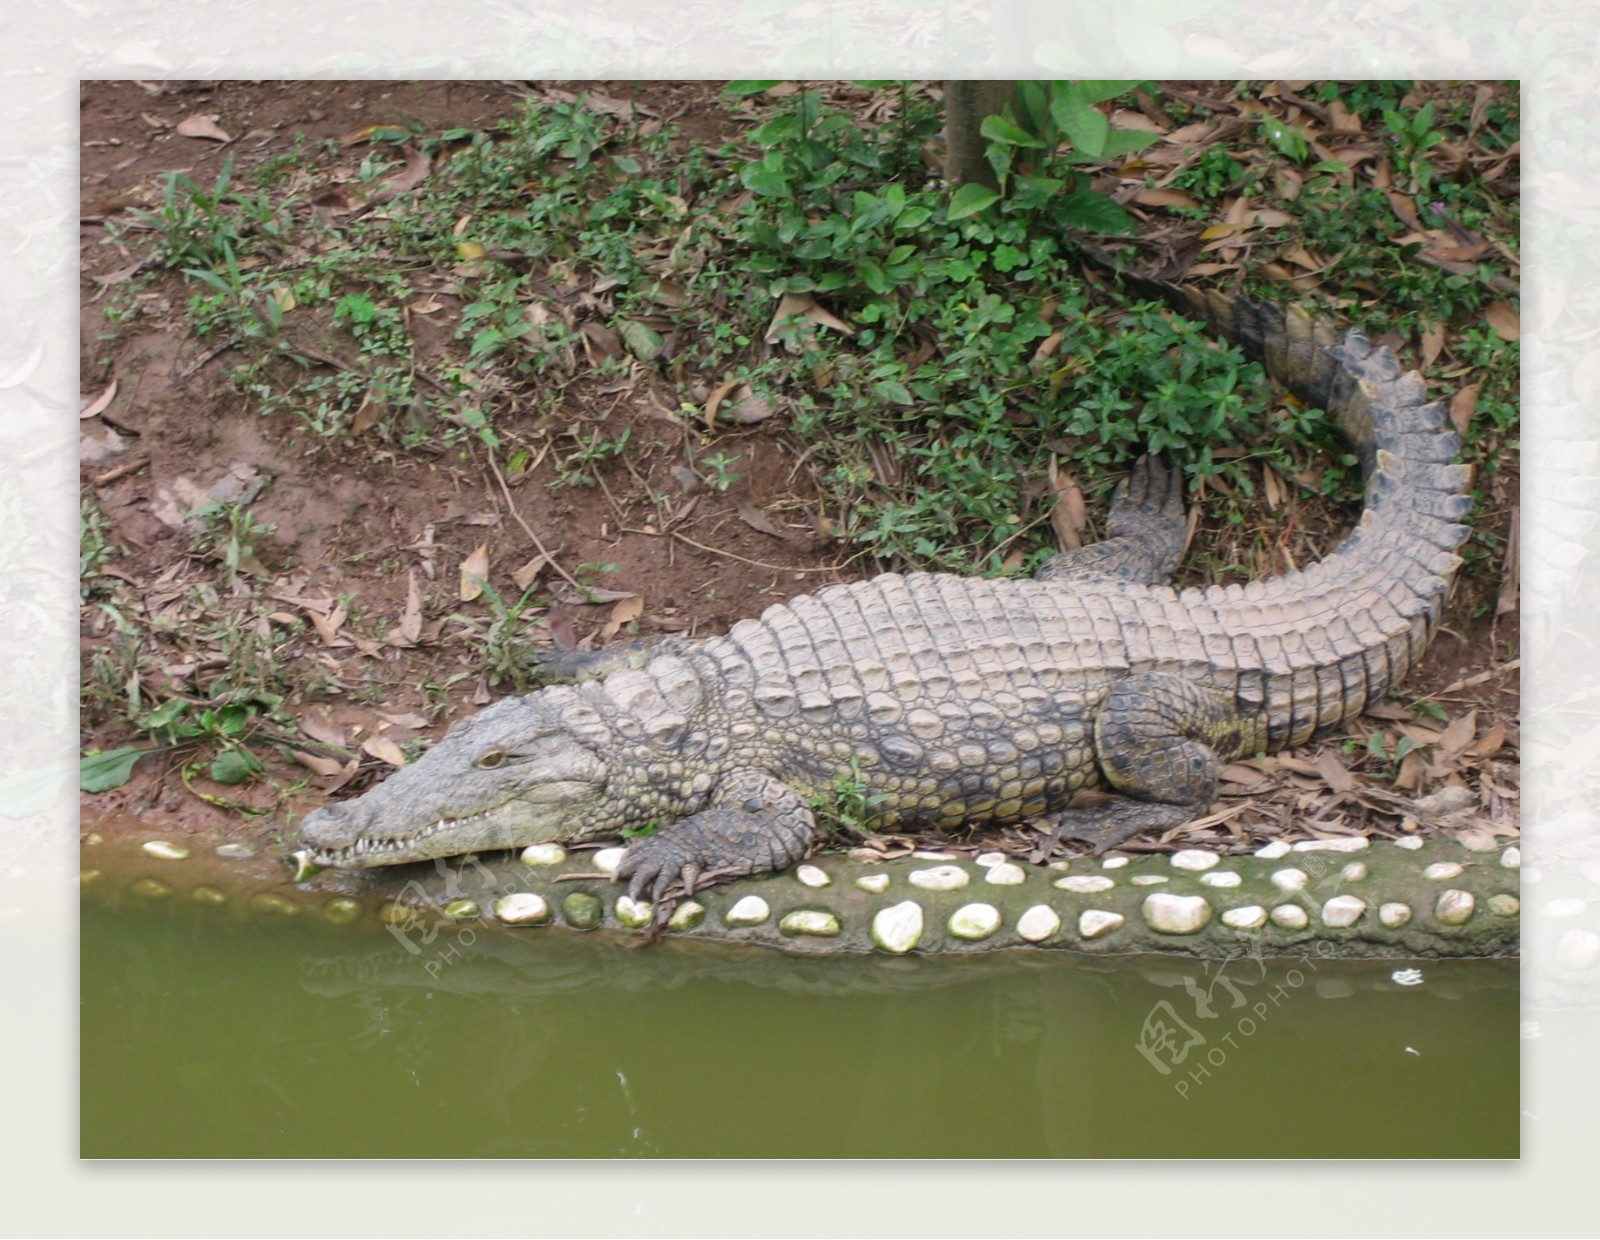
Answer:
1055;188;1136;235
209;748;262;785
80;746;150;794
739;162;792;198
619;320;664;361
1100;128;1160;158
979;114;1045;148
1051;84;1110;158
947;183;1001;220
1072;80;1145;105
726;81;785;97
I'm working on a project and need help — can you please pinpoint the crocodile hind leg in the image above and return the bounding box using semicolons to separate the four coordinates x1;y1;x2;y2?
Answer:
613;770;820;904
1036;455;1188;586
1043;671;1264;854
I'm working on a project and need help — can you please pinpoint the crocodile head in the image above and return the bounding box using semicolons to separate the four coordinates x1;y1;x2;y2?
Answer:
297;690;615;867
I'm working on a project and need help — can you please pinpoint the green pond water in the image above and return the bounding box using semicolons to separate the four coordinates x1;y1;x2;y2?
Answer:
80;904;1519;1158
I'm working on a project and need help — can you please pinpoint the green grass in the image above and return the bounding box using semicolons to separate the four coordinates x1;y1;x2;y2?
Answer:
92;79;1519;623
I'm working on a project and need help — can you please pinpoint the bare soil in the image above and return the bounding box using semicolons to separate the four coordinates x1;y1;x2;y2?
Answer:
79;80;1519;861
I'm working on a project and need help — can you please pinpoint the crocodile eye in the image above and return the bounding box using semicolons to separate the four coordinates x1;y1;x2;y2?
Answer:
475;748;507;769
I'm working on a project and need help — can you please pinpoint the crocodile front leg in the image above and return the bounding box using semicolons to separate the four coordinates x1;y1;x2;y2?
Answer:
613;770;820;903
1045;671;1266;854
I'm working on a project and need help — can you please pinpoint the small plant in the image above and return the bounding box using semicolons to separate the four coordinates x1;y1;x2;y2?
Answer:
190;502;276;585
811;756;888;838
452;577;546;689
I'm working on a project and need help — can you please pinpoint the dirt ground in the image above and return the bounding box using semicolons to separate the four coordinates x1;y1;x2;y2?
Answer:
78;80;1519;860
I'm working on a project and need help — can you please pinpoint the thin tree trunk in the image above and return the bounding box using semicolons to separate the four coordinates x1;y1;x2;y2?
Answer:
943;80;1019;188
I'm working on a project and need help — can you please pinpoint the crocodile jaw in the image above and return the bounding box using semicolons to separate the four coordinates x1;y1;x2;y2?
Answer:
296;693;613;868
298;781;604;868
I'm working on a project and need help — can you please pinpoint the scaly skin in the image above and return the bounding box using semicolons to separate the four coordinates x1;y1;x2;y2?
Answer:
298;285;1472;912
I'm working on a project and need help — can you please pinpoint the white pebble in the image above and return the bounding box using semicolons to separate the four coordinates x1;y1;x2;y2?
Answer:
1054;874;1114;893
947;903;1002;940
855;873;891;894
911;850;956;861
494;892;550;925
520;843;567;866
1130;874;1169;886
141;841;190;861
1394;836;1425;850
1271;904;1309;930
1500;847;1520;869
1270;868;1308;892
975;851;1009;867
1391;967;1424;986
1292;832;1369;851
1543;897;1587;919
1254;840;1291;859
795;864;831;888
614;896;653;928
667;900;705;931
1200;871;1241;888
1170;849;1219;871
1434;889;1476;926
1555;929;1600;972
909;865;969;891
724;895;770;926
1340;862;1368;882
1379;902;1413;928
871;901;923;954
1100;855;1130;869
1424;861;1464;880
780;909;840;937
592;847;627;875
1320;895;1366;928
1487;893;1520;917
983;862;1027;886
1293;836;1369;853
1078;909;1124;939
1142;892;1213;935
1016;905;1061;942
1221;905;1267;930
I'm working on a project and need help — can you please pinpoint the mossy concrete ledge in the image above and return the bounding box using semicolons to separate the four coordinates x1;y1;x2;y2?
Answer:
81;827;1518;960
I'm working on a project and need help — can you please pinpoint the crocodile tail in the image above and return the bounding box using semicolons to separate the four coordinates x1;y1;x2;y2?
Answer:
1075;239;1474;742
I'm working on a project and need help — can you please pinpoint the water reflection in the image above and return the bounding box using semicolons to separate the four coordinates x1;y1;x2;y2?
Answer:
81;906;1518;1158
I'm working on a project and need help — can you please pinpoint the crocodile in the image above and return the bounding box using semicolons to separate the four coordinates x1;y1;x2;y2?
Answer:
298;270;1473;914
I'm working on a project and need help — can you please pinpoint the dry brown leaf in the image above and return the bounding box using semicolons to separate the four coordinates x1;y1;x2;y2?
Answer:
722;389;775;425
292;750;353;780
1132;186;1201;210
378;711;430;730
307;601;348;647
579;320;624;365
370;145;431;204
1048;460;1086;553
1470;720;1508;758
1420;321;1446;368
399;570;423;644
764;292;854;344
459;543;490;602
361;735;410;768
1314;749;1361;793
176;115;231;143
297;710;348;749
736;501;789;540
1484;300;1520;341
1448;384;1479;437
80;378;118;421
702;377;740;430
1393;748;1428;791
1436;709;1478;758
1496;506;1519;617
512;554;548;592
599;594;644;642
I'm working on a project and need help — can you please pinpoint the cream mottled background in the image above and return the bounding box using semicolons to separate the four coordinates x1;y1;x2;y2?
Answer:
2;0;1591;1233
